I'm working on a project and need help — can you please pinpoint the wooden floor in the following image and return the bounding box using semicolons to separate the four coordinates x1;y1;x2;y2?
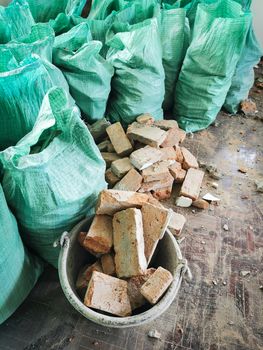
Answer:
0;68;262;350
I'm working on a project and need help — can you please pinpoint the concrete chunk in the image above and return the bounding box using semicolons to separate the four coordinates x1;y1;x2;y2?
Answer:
142;161;175;182
105;168;119;187
130;146;163;171
139;172;174;193
76;262;103;291
114;168;142;192
127;268;156;310
106;122;133;156
127;123;167;147
84;271;132;317
181;147;199;170
136;113;155;125
176;196;192;207
161;127;186;148
101;253;116;276
141;203;172;262
140;267;173;304
96;190;149;215
180;168;204;200
101;152;120;168
168;211;186;237
113;208;147;278
154;120;178;131
82;215;113;255
111;157;133;178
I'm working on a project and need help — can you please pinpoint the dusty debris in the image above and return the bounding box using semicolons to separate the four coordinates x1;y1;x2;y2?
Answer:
176;196;192;207
211;182;218;189
223;224;229;231
255;180;263;193
240;99;257;115
202;193;220;203
140;267;173;304
148;329;162;339
212;280;218;286
192;198;209;210
240;270;250;277
238;167;248;174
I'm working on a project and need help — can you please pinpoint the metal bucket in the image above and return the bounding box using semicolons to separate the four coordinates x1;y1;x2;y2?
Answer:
58;218;188;328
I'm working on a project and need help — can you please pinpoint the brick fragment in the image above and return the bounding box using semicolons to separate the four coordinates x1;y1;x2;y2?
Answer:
139;172;174;193
140;267;173;304
96;190;149;215
127;123;166;147
84;271;132;316
168;211;186;237
181;147;199;170
106;122;133;156
142;160;175;182
161;127;186;147
114;168;142;192
111;157;133;178
105;168;119;187
151;185;173;200
113;208;147;278
136;113;155;125
176;196;192;207
141;203;172;262
174;145;184;163
76;262;103;291
192;198;209;209
107;142;115;153
169;163;186;183
160;147;178;161
101;253;116;276
97;139;111;151
130;146;163;171
154;120;178;130
82;215;113;255
180;168;204;200
101;152;120;168
127;268;156;310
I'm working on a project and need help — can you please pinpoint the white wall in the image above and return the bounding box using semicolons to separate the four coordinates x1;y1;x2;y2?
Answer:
252;0;263;49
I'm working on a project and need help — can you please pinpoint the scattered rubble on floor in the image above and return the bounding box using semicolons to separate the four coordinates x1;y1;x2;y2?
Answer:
240;99;258;115
75;114;220;317
223;224;229;231
240;270;251;277
255;180;263;193
148;329;162;339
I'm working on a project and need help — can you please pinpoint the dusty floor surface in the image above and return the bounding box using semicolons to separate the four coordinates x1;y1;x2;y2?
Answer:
0;67;262;350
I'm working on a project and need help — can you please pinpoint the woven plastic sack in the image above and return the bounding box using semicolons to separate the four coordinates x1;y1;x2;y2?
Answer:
107;18;165;125
0;23;55;62
174;0;251;132
27;0;68;22
53;23;114;123
0;53;71;151
161;7;189;111
0;183;43;324
0;0;35;44
87;0;125;20
0;87;106;267
224;23;262;113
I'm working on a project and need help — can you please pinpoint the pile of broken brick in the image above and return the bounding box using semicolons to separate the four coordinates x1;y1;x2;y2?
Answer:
77;190;175;317
75;114;211;318
88;113;208;210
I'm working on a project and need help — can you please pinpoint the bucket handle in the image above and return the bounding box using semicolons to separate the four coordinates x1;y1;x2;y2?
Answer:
53;231;70;249
178;258;192;282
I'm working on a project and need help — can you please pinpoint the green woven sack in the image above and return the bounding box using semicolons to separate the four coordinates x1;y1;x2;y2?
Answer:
161;7;189;111
107;17;165;125
0;183;43;324
53;23;114;123
0;87;106;268
0;23;55;62
174;0;251;132
27;0;68;22
87;0;125;19
224;24;263;113
0;0;35;44
0;53;71;151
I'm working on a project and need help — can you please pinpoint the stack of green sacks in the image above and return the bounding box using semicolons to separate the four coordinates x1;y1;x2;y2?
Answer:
0;183;43;324
0;87;106;268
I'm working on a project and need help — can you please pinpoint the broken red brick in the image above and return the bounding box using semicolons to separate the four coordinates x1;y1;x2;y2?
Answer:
180;168;204;200
106;122;133;156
